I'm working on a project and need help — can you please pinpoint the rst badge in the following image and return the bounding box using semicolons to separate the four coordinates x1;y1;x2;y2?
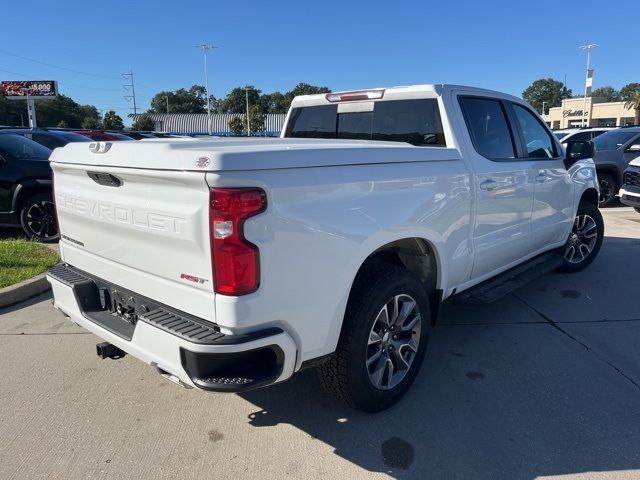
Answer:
195;156;211;168
180;273;209;284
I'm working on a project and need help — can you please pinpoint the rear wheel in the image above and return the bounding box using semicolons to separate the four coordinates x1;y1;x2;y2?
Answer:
19;193;58;243
597;172;617;207
317;263;431;412
558;202;603;273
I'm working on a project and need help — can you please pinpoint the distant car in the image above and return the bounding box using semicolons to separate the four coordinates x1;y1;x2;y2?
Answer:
73;130;134;141
554;128;580;141
0;133;57;241
619;156;640;213
114;131;157;140
592;127;640;206
1;128;90;149
560;128;615;147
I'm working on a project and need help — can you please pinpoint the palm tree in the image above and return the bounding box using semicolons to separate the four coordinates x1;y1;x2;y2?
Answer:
624;91;640;126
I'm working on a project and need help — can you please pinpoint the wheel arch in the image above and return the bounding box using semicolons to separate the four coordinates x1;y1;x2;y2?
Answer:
580;187;599;207
12;179;53;213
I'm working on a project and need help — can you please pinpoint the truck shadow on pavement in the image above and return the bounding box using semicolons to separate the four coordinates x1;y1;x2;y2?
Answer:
241;236;640;479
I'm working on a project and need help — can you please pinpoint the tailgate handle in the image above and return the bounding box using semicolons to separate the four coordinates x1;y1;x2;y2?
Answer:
87;172;122;187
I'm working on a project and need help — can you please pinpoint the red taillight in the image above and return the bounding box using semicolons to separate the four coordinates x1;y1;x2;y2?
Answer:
209;188;267;295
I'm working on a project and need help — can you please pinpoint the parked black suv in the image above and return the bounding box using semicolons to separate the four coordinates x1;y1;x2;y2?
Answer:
0;133;57;241
592;127;640;206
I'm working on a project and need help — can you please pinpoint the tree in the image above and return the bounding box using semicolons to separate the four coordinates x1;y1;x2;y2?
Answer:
132;115;155;131
228;105;266;136
259;91;287;113
590;86;620;102
57;120;68;128
624;92;640;126
620;83;640;102
103;111;124;130
81;116;98;129
149;85;214;113
218;86;262;114
522;78;572;114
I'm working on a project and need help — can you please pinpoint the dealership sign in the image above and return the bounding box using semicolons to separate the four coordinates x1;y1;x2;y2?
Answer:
1;80;58;100
563;109;587;118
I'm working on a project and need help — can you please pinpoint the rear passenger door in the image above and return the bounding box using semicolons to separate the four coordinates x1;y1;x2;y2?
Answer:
458;96;537;279
509;103;573;251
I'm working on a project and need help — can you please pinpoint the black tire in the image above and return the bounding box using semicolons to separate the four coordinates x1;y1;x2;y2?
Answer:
558;201;604;273
635;207;640;214
317;262;431;412
597;172;617;207
19;193;58;243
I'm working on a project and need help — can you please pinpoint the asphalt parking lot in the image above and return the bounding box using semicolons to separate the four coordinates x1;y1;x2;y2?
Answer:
1;207;639;480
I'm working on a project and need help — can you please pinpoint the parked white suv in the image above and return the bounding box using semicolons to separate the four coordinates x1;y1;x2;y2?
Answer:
47;85;602;411
620;156;640;213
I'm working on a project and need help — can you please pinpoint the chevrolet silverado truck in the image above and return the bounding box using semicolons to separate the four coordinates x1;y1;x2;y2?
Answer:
47;85;603;412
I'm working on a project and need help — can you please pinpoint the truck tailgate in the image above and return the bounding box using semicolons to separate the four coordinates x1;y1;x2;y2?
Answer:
52;162;216;322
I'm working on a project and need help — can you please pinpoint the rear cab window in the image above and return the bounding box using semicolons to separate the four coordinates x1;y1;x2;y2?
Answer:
285;99;446;147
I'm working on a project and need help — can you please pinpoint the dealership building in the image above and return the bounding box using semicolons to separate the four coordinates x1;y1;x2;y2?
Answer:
544;97;636;129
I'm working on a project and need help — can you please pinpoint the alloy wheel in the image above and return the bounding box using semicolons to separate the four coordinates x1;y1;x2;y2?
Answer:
25;200;57;240
563;214;598;264
366;294;422;390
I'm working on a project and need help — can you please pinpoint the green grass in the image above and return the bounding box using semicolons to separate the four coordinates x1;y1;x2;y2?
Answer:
0;239;60;289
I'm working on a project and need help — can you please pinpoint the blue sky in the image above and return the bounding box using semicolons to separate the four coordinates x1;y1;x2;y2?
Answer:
1;0;638;125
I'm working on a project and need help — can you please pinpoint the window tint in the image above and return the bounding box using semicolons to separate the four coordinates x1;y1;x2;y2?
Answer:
0;133;52;160
284;99;446;147
566;132;590;143
372;99;445;146
592;130;638;150
512;104;557;158
32;133;63;150
337;112;372;140
459;97;515;159
285;104;337;139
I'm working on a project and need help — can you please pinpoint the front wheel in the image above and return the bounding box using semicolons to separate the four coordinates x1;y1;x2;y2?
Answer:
558;202;604;273
317;263;431;412
19;193;58;243
597;172;617;207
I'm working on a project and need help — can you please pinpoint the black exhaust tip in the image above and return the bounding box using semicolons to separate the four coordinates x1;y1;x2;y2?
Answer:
96;341;126;360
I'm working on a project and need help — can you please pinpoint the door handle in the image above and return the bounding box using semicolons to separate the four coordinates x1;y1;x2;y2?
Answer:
479;179;498;191
536;172;549;183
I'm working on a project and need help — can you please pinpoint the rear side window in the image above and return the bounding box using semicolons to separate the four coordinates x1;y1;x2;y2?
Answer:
459;97;515;159
285;99;446;147
565;132;590;143
32;133;64;150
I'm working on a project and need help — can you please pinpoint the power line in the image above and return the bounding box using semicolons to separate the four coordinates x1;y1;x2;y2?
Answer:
0;49;121;80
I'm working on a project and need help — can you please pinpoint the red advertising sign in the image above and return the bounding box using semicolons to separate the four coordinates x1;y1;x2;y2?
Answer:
1;81;58;100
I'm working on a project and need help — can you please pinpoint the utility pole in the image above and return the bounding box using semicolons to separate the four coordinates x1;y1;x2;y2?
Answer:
193;44;218;135
166;95;170;113
579;44;598;128
122;71;137;115
542;101;547;116
245;86;250;136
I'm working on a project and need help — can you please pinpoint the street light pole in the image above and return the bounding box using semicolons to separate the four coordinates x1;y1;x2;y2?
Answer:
245;87;250;136
21;87;37;128
579;43;598;128
193;44;218;135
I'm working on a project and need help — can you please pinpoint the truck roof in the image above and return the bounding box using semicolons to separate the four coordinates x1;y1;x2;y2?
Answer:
291;84;526;108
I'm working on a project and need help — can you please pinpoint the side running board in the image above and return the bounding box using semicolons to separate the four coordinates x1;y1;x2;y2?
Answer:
454;252;563;305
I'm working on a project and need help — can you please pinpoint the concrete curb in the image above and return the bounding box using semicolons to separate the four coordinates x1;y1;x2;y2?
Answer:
0;273;51;309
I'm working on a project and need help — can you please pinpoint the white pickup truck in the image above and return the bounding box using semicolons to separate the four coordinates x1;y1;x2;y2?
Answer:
47;85;603;412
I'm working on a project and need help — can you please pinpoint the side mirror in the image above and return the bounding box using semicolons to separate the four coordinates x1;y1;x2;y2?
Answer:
564;140;594;168
626;143;640;152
